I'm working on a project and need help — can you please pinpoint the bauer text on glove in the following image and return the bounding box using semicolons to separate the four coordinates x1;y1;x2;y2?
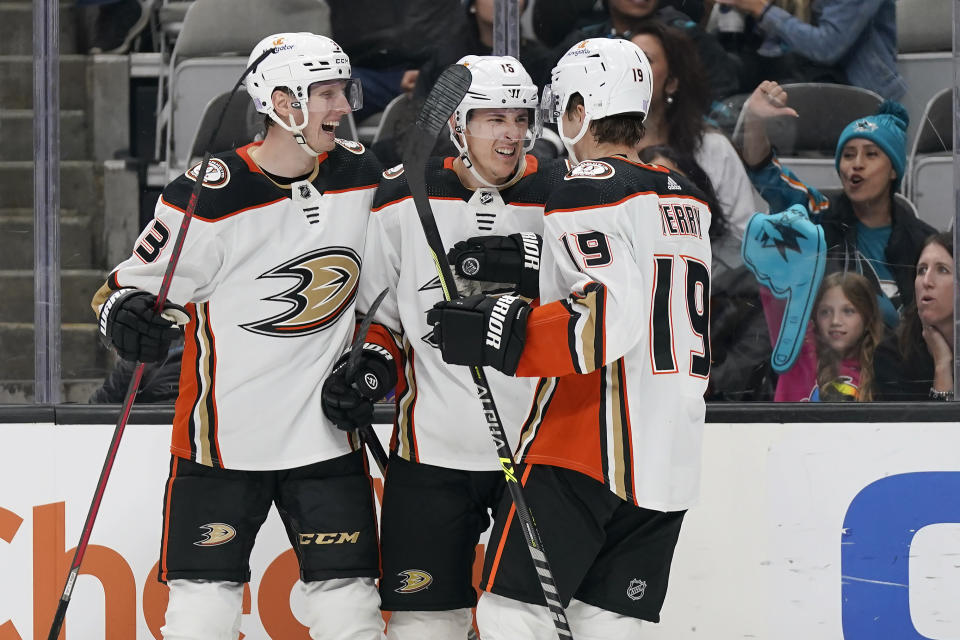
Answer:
447;232;542;298
426;294;529;375
321;343;397;431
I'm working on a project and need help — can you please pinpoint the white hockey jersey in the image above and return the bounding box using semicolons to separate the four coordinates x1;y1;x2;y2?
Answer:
359;156;567;471
92;140;382;470
514;157;712;511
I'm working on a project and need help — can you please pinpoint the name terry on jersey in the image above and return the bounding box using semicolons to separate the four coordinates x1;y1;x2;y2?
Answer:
659;200;703;239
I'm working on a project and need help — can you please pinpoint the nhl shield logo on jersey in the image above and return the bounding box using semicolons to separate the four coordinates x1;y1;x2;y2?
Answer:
185;158;231;189
194;523;237;547
565;160;615;180
626;578;647;601
241;247;361;337
335;138;365;154
395;569;433;594
382;163;405;180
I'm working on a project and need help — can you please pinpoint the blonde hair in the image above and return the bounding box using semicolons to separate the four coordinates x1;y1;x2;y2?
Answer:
812;272;883;402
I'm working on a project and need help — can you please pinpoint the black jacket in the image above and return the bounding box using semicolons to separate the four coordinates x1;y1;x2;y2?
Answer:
817;193;936;312
874;333;933;401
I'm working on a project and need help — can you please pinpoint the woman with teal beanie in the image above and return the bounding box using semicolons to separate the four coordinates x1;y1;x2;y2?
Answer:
739;80;936;328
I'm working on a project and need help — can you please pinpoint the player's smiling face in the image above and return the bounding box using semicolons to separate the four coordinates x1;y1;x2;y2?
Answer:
464;108;529;185
303;80;352;153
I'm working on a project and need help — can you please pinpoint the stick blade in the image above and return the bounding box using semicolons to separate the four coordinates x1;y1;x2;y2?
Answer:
413;63;473;140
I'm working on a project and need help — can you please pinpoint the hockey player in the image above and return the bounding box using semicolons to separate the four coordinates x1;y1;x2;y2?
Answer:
91;33;387;640
427;38;713;638
319;55;565;639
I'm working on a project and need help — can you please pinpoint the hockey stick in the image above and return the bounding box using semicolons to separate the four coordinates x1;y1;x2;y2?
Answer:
47;48;275;640
403;64;573;639
344;286;391;475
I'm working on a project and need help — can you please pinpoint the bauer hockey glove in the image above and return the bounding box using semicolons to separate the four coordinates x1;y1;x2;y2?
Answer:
427;294;529;375
447;232;542;298
98;289;189;363
321;343;398;431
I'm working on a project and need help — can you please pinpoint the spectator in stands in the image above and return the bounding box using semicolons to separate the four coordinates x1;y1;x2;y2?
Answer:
640;144;775;401
741;80;936;326
876;232;955;400
763;271;885;401
412;0;554;93
539;0;741;101
714;0;905;100
80;0;149;55
531;0;707;47
629;21;765;263
372;0;558;168
328;0;469;120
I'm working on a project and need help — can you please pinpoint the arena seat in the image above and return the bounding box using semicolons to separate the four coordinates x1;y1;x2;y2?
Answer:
906;88;953;231
733;83;883;192
158;0;331;178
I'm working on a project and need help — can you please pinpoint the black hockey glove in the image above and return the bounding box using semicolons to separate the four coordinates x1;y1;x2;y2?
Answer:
321;343;398;431
447;232;542;298
98;288;188;363
426;294;530;375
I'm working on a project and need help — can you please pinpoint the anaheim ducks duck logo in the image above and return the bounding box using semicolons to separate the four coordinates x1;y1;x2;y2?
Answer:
241;247;361;337
395;569;433;593
194;523;237;546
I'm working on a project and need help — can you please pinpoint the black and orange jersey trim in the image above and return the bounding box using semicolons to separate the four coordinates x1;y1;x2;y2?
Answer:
172;302;223;468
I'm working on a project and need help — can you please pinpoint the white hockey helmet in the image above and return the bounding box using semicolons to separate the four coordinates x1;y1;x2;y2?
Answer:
245;32;362;156
541;38;653;163
449;55;541;188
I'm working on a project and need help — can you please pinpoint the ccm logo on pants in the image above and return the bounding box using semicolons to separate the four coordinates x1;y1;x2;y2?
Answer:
298;532;360;545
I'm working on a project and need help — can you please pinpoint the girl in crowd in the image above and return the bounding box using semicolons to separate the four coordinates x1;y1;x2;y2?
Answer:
876;232;955;400
766;272;884;401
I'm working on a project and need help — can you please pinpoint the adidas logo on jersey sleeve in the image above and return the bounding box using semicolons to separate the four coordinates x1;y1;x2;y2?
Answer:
564;160;615;180
666;175;682;190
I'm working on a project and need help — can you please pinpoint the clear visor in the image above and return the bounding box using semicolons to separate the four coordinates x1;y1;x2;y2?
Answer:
463;108;541;145
305;78;363;112
540;85;561;124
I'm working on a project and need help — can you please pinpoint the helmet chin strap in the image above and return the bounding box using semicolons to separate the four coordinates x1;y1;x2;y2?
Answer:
269;106;321;157
559;114;591;166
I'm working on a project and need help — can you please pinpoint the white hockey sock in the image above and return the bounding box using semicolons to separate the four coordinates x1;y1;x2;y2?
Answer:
566;597;643;639
476;591;558;640
300;577;386;640
161;579;244;640
386;608;473;640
